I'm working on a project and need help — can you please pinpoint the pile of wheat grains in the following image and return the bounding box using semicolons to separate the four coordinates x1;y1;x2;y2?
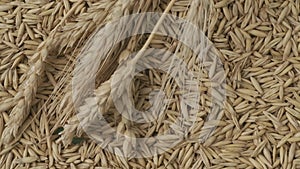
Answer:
0;0;300;168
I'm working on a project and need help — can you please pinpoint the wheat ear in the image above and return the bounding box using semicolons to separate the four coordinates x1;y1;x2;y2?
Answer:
58;0;137;145
73;0;177;155
5;0;129;144
61;0;175;146
0;1;84;144
1;43;48;144
58;0;161;143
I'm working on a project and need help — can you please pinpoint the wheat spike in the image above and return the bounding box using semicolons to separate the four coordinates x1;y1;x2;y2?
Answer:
59;0;142;145
0;1;84;144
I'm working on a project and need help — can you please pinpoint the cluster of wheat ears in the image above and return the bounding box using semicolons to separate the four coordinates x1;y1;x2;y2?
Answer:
0;0;300;168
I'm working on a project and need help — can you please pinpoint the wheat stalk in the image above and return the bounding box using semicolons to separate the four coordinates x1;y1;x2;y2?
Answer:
107;0;176;123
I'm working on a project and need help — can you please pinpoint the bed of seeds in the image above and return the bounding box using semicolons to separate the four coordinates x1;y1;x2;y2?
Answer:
0;0;300;169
